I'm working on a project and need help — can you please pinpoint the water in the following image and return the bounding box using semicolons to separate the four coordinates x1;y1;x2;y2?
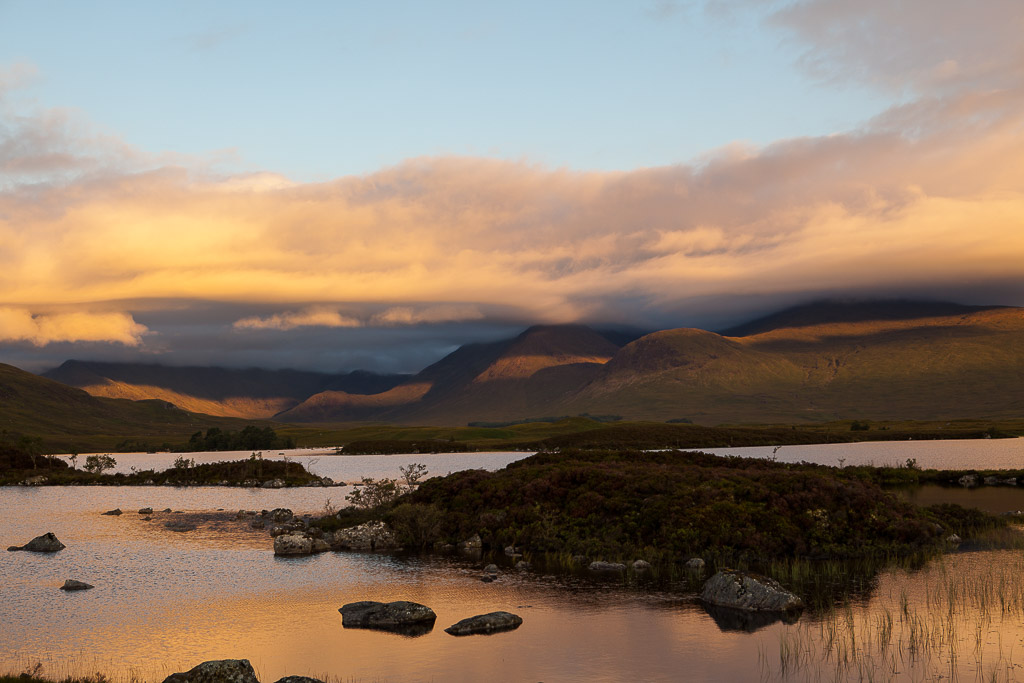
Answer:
6;441;1024;682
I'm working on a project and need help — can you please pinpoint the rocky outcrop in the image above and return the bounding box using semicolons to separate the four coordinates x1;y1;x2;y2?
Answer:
328;521;399;551
8;532;65;552
60;579;94;591
339;600;436;634
274;534;313;556
445;611;523;636
163;659;259;683
701;569;804;612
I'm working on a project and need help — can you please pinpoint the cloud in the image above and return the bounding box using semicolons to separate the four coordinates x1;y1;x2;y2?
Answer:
371;305;486;326
0;308;148;346
2;0;1024;368
233;308;362;331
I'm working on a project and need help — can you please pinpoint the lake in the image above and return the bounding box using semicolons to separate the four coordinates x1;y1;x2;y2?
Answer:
4;439;1024;682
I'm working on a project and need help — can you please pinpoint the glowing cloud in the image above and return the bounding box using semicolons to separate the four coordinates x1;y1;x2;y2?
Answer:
233;309;362;331
0;308;148;346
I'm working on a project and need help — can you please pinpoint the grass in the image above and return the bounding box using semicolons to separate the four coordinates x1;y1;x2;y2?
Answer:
761;547;1024;682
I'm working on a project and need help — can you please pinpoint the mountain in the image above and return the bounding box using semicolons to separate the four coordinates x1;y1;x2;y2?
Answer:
0;362;235;450
281;302;1024;425
43;361;407;419
277;324;621;423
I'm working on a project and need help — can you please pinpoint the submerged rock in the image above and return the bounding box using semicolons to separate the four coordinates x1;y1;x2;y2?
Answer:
101;508;123;516
700;569;804;613
8;532;65;552
339;600;437;634
162;659;259;683
274;534;313;556
60;579;94;591
445;611;523;636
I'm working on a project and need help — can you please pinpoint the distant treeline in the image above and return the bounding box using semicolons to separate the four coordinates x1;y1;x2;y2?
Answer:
181;426;295;452
340;439;474;455
467;413;623;428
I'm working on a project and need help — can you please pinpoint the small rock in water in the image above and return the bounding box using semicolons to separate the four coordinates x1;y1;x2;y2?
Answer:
8;532;65;553
138;507;153;515
102;508;123;516
588;561;626;572
633;559;652;571
274;534;313;556
483;563;499;574
338;600;437;633
515;560;531;570
445;611;523;636
686;557;706;571
60;579;94;591
162;659;259;683
701;569;804;613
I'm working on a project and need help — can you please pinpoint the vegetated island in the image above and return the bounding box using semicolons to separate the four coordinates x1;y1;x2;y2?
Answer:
306;448;1015;606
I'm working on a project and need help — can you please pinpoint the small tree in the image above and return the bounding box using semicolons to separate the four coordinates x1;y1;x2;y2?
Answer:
69;453;79;470
84;454;117;475
399;462;428;492
346;476;401;510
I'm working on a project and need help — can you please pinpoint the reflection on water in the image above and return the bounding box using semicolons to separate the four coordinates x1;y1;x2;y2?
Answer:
7;441;1024;682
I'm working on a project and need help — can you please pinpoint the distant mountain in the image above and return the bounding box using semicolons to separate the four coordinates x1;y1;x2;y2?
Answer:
43;361;407;419
277;324;621;423
281;304;1024;425
0;362;233;450
720;299;1001;337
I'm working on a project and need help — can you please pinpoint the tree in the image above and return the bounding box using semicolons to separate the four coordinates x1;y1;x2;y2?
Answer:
18;436;43;470
84;454;116;475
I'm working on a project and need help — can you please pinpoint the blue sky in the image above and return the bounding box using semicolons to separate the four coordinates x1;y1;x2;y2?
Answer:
0;0;886;180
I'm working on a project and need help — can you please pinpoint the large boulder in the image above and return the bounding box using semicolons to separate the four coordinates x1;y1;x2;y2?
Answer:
701;569;804;612
162;659;259;683
445;611;523;636
339;600;436;633
274;534;313;556
270;508;293;523
8;532;65;552
328;521;399;551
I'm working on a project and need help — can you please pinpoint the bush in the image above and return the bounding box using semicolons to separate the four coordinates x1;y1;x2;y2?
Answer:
84;454;116;475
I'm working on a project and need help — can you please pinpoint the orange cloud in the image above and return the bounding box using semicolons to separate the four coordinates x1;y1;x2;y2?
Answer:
233;308;362;331
0;308;148;346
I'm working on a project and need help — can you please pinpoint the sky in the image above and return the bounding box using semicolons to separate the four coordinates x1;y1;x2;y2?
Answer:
1;0;1023;374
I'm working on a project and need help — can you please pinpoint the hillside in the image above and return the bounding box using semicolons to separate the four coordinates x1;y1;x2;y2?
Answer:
282;302;1024;425
0;362;240;451
278;324;620;423
44;361;406;419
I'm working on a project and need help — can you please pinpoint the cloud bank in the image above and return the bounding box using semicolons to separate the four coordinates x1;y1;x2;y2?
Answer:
1;0;1023;363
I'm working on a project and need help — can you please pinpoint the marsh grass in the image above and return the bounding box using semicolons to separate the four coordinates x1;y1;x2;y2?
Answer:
762;548;1024;681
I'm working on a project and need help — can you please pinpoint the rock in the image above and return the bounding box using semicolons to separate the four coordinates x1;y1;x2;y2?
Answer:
588;561;626;572
701;569;804;613
102;508;123;516
959;474;979;488
274;678;326;683
339;600;437;633
515;560;531;570
504;545;518;555
21;475;48;485
8;532;65;552
484;563;499;574
161;508;171;513
274;534;313;556
633;559;651;571
162;659;259;683
946;533;962;544
445;611;523;636
480;575;495;583
249;519;266;530
261;479;286;489
686;557;706;571
320;477;335;486
311;538;331;553
459;534;482;550
138;507;153;515
60;579;94;591
242;479;259;487
142;516;152;521
271;508;293;523
328;521;399;551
